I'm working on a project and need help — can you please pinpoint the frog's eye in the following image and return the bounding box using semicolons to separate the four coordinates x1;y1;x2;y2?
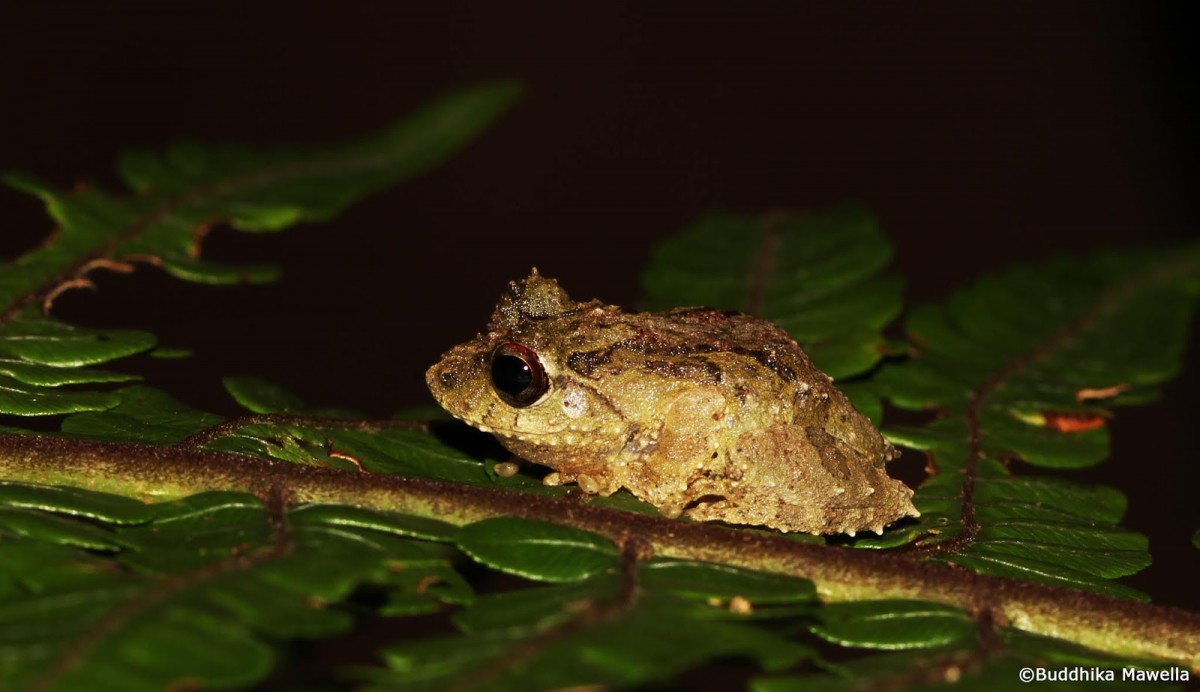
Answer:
490;342;549;407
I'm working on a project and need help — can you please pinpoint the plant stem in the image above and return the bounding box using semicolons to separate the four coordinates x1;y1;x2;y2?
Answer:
0;432;1196;671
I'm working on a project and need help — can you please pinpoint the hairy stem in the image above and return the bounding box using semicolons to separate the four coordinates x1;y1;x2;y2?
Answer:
0;433;1196;671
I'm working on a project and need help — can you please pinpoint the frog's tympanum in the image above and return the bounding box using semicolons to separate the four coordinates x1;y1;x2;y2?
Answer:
426;270;918;535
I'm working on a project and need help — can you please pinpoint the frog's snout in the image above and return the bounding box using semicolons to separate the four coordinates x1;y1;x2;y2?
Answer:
425;362;462;397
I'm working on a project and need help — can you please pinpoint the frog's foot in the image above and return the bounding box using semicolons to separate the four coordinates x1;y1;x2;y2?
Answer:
577;473;604;494
657;501;686;519
543;470;623;497
542;471;572;486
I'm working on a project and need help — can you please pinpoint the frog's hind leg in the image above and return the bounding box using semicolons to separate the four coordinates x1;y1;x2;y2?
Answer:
684;423;917;535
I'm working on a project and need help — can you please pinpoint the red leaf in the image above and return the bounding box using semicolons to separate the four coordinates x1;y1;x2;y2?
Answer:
1042;411;1107;432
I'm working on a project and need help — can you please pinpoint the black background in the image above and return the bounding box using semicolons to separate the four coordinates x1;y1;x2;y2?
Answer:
2;0;1198;631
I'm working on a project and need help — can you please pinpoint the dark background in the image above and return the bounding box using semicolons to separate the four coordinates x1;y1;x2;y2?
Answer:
2;0;1198;621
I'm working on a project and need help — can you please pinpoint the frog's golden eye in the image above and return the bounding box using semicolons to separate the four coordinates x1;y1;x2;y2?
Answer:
490;343;549;407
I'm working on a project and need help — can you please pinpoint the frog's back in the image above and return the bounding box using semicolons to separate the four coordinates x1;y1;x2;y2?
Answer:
564;306;824;386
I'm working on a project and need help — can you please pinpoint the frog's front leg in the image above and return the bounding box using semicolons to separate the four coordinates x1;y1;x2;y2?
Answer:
636;386;732;518
502;436;625;496
541;466;622;496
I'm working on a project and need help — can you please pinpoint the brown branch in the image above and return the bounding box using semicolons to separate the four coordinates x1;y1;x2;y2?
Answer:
0;433;1196;671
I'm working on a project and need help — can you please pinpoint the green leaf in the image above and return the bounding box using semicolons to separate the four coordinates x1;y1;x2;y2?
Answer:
112;81;521;229
204;420;494;481
0;81;519;418
0;319;152;415
0;482;154;524
0;507;126;550
0;359;136;386
379;564;474;616
61;385;223;444
223;375;304;413
875;246;1199;593
0;538;121;596
381;582;811;691
0;489;469;690
835;380;883;425
640;207;900;378
0;375;118;415
289;504;458;542
809;600;975;650
0;587;277;691
373;628;525;690
148;346;193;359
970;519;1148;578
0;318;156;367
948;553;1147;601
895;452;1148;587
0;318;140;413
881;249;1199;463
452;577;615;633
458;518;619;583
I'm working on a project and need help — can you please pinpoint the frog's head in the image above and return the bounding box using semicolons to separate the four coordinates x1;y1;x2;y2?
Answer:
425;270;630;462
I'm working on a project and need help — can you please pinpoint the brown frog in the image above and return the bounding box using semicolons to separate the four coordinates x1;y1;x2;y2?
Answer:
426;270;918;535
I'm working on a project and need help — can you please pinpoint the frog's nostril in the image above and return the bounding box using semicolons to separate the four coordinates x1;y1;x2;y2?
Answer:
439;369;460;389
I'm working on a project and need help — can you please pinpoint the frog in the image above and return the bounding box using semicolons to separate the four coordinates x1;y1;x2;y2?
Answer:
425;270;918;535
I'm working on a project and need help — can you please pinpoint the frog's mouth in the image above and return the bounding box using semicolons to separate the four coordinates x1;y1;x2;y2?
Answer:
468;420;571;438
455;401;572;438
